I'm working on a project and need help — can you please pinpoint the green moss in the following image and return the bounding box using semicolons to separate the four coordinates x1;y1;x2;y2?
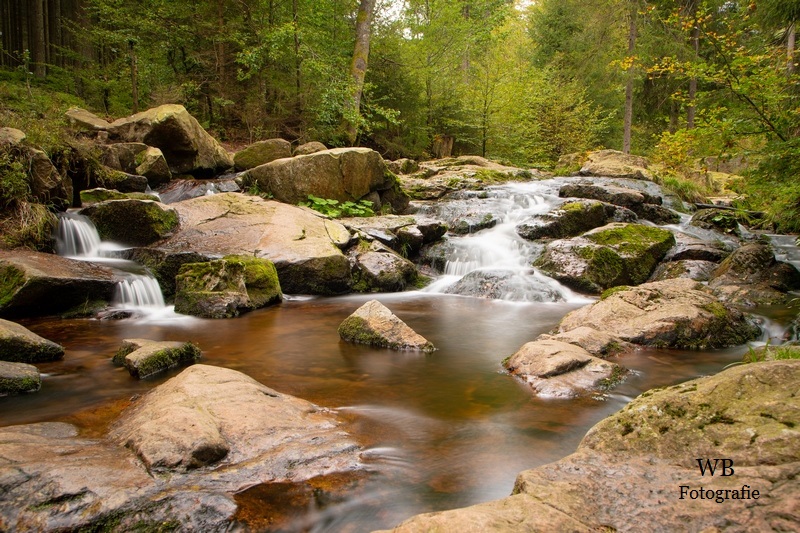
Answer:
584;224;674;255
0;264;25;308
600;285;630;300
702;301;728;319
131;343;201;379
597;365;628;390
0;373;41;395
412;274;432;289
338;316;387;346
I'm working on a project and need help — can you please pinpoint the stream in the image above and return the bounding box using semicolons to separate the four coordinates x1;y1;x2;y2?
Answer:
4;178;797;532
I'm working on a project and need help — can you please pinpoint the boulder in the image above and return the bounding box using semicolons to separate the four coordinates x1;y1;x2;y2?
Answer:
293;141;328;156
400;159;539;200
559;182;662;207
444;269;564;302
340;215;446;256
0;249;117;318
0;319;64;363
558;278;761;349
79;187;158;205
27;148;72;209
630;203;680;224
100;142;148;172
234;138;292;171
350;242;418;293
243;147;393;206
515;200;611;241
135;146;172;186
112;338;201;379
451;212;500;235
708;243;800;306
80;199;179;246
663;231;730;263
0;361;41;395
534;223;676;294
65;107;110;132
0;127;26;146
338;299;435;352
93;166;149;193
138;193;353;295
649;259;718;282
383;361;800;533
537;326;630;357
155;177;240;204
504;339;625;397
108;104;234;177
387;158;420;175
690;208;741;236
174;256;282;318
578;149;652;180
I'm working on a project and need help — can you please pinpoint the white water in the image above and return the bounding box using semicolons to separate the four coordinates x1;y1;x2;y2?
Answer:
114;275;166;309
55;214;103;257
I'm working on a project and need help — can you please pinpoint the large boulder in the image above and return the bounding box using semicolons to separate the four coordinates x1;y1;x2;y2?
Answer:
515;200;611;241
243;147;397;208
112;338;201;379
138;193;353;295
0;249;117;318
233;138;292;170
338;299;435;352
350;242;419;293
708;243;800;306
340;215;447;256
383;361;800;532
135;146;172;186
559;181;662;207
108;104;234;177
0;361;41;395
80;199;179;246
578;149;653;180
534;223;676;294
65;107;110;132
558;278;761;349
503;339;625;397
155;177;240;204
0;319;64;363
174;256;282;318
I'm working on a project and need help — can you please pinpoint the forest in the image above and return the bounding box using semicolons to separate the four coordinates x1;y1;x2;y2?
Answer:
1;0;800;229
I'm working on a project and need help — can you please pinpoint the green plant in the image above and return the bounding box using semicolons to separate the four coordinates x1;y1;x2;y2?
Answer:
300;195;375;218
0;148;30;208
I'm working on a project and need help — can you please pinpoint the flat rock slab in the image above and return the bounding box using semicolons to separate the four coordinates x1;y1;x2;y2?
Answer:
113;338;201;379
0;318;64;363
338;299;435;352
0;361;41;395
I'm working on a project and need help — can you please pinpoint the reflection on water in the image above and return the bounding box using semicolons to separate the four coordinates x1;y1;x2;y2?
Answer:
6;293;758;532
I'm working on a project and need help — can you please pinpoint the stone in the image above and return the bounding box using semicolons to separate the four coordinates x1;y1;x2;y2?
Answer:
100;142;149;172
233;138;292;170
174;256;282;318
515;200;611;240
534;223;676;294
0;249;117;318
538;326;630;357
79;187;158;205
649;259;718;282
24;148;73;210
690;208;741;236
65;107;110;132
558;278;761;349
340;215;446;256
80;199;179;246
112;338;201;379
504;339;626;397
0;127;26;146
630;203;680;224
0;319;64;363
663;231;730;263
387;158;420;175
708;243;800;306
135;146;172;186
559;181;662;207
0;361;41;395
578;149;653;180
93;166;149;193
293;141;327;156
155;177;240;204
243;147;394;206
351;242;418;293
451;212;500;234
444;269;564;302
338;299;435;352
108;104;234;177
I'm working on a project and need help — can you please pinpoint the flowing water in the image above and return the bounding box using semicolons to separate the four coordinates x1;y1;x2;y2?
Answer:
6;180;797;531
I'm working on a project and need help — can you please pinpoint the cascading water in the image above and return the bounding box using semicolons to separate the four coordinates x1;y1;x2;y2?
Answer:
114;274;166;309
55;214;102;257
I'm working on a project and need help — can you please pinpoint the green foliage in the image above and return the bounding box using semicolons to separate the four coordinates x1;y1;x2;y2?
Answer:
300;195;375;218
0;149;30;208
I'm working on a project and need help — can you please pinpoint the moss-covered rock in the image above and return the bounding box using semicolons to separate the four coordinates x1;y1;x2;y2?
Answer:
338;299;435;352
516;200;610;240
174;256;282;318
534;223;676;294
708;243;800;306
79;187;159;205
350;242;418;293
114;338;201;379
234;138;291;171
93;166;149;193
0;360;41;395
0;318;64;363
80;199;179;246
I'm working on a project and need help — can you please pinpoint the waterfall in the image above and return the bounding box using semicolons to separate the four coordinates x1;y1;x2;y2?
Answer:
114;275;166;309
55;214;102;257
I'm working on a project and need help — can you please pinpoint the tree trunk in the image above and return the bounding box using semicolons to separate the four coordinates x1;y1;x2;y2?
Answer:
686;0;699;128
292;0;301;100
344;0;376;145
32;0;47;78
622;2;637;154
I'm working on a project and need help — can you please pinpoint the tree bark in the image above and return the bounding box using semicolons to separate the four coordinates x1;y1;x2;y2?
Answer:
32;0;47;78
623;2;637;154
345;0;376;145
686;0;699;128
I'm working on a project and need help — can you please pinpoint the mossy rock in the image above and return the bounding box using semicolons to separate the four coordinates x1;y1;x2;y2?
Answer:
116;338;202;379
0;360;41;395
516;200;610;240
234;138;292;171
80;187;159;205
0;318;64;363
338;299;435;352
93;166;149;193
690;208;741;236
80;199;179;246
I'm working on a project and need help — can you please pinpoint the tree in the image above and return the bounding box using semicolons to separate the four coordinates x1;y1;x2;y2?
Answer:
344;0;376;145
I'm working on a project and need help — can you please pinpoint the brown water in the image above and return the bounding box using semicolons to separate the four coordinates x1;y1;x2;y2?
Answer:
4;292;761;532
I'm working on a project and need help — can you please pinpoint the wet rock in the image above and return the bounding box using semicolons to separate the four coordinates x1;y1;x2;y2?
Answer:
451;212;499;234
559;278;761;349
243;147;394;206
709;243;800;306
0;319;64;363
504;339;626;398
690;208;741;236
234;138;292;171
80;199;179;246
0;249;117;318
112;338;201;379
0;361;41;395
79;187;159;205
516;200;610;240
538;326;630;358
559;182;662;207
340;215;447;256
338;299;435;352
387;158;420;175
578;149;652;180
630;203;680;224
174;256;282;318
108;104;234;177
383;361;800;533
93;166;149;193
293;141;327;156
649;259;718;282
65;107;110;132
417;240;455;273
155;177;240;204
140;193;353;295
444;269;563;302
534;223;675;294
351;242;418;293
135;146;172;186
663;232;730;263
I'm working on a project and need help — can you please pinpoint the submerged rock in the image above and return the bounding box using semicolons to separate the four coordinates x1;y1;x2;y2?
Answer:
112;338;201;379
338;299;435;352
0;361;41;395
174;256;282;318
0;319;64;363
708;243;800;306
558;278;760;349
80;198;179;246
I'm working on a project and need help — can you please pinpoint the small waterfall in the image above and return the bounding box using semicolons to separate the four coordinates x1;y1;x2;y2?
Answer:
55;214;102;257
114;275;166;309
